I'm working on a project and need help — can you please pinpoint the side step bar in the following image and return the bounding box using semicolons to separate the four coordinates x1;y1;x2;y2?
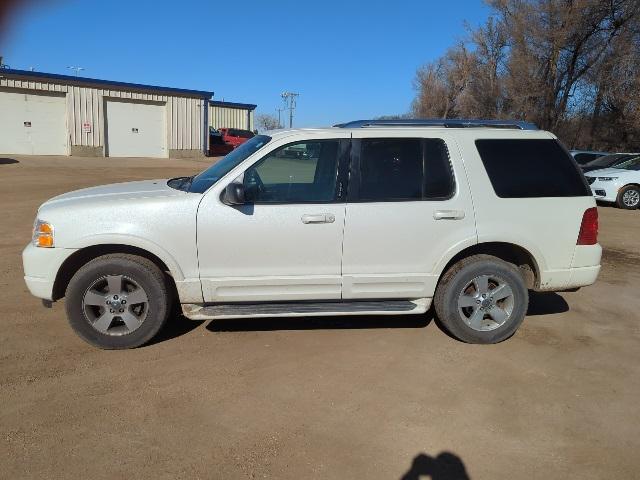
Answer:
182;298;431;320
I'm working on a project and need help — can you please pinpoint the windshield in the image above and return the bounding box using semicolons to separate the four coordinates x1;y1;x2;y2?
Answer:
612;156;640;171
585;154;631;168
229;129;254;138
189;135;271;193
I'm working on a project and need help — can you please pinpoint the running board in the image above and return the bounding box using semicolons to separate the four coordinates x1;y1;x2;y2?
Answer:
182;298;431;320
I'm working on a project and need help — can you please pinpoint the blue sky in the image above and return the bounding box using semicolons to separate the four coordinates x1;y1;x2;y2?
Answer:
1;0;491;127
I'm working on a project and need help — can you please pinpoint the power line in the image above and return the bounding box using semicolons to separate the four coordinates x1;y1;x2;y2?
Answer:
67;66;84;77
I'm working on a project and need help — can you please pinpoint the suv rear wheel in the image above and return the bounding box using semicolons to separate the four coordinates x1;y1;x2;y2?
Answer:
65;254;171;349
434;254;529;344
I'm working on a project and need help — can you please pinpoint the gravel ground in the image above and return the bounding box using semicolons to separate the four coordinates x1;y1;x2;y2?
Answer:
1;154;639;479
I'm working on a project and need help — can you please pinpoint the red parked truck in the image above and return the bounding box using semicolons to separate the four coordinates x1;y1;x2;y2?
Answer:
209;128;255;156
219;128;255;148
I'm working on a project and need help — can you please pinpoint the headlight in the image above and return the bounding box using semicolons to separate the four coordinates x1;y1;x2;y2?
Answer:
597;177;617;181
32;220;54;248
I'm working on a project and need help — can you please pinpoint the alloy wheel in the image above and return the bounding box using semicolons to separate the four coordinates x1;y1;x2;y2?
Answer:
457;274;515;331
622;189;640;208
82;275;149;336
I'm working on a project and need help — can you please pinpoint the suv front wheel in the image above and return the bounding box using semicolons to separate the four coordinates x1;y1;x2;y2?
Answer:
616;185;640;209
434;254;529;344
65;254;171;349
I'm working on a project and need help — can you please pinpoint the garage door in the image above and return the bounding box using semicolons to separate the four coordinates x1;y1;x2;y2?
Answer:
105;100;166;158
0;91;68;155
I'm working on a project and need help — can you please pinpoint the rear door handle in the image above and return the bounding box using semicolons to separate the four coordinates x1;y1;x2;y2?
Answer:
433;210;465;220
301;213;335;224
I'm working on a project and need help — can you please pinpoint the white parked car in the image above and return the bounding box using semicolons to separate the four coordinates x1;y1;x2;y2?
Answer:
23;119;602;349
584;155;640;209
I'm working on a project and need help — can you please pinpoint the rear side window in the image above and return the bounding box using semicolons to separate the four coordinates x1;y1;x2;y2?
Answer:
357;138;454;201
475;139;589;198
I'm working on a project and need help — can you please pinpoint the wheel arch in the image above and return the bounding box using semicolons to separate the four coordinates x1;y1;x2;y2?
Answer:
437;242;540;289
52;244;178;301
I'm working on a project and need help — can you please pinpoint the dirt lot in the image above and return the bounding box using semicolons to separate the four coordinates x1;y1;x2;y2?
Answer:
1;154;639;479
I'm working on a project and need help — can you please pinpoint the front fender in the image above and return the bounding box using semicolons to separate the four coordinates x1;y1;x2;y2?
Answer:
68;233;186;281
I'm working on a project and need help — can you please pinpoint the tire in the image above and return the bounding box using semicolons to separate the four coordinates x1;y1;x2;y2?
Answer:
616;185;640;210
65;254;171;349
434;254;529;344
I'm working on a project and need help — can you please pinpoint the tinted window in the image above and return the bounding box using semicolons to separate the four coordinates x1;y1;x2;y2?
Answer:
358;138;454;201
244;140;340;203
475;139;590;198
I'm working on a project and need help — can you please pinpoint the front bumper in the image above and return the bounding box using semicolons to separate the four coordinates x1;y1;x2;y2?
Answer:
587;178;623;203
22;243;77;301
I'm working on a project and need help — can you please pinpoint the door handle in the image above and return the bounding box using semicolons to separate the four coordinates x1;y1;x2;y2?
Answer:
433;210;465;220
301;213;335;224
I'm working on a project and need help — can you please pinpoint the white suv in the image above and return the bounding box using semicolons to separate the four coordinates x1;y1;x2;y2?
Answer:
23;119;602;349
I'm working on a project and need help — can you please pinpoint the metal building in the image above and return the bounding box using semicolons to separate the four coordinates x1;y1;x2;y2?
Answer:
209;100;256;132
0;69;213;158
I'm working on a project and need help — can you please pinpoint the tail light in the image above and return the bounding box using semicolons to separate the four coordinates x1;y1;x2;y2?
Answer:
577;207;598;245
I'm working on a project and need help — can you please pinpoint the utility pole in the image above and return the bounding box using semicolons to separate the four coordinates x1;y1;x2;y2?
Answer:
275;107;285;129
67;66;84;77
280;91;299;128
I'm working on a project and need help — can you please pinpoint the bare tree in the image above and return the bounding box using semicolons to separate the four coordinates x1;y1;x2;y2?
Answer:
412;0;640;150
255;114;281;132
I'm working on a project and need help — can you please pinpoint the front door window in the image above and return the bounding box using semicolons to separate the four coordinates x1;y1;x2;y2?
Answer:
244;140;340;203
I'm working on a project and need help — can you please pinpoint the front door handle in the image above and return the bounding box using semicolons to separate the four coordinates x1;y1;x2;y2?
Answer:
301;213;335;224
433;210;465;220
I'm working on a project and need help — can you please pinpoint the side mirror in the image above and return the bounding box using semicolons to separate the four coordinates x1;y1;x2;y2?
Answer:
223;182;245;205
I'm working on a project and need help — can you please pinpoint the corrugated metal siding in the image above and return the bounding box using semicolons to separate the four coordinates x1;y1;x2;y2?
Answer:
209;105;252;130
0;76;205;152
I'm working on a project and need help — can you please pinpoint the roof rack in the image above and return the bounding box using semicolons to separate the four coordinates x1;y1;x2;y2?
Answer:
334;119;538;130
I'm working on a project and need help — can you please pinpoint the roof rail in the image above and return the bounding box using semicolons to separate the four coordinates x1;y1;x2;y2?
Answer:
334;119;538;130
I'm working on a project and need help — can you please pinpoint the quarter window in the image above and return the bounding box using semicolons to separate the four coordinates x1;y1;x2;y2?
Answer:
243;140;340;203
475;139;590;198
357;138;454;201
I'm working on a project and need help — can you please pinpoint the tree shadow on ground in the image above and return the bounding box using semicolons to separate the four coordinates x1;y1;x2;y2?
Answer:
0;158;19;165
400;452;471;480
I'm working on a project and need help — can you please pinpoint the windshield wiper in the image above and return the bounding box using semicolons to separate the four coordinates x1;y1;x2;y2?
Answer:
184;175;194;192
